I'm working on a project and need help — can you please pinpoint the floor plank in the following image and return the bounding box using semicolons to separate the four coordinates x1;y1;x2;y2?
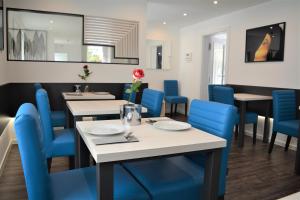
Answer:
1;115;300;200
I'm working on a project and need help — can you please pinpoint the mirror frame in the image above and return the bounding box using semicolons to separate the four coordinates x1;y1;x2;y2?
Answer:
0;0;4;50
6;8;139;65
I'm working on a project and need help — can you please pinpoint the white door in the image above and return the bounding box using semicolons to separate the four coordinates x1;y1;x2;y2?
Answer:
200;32;227;99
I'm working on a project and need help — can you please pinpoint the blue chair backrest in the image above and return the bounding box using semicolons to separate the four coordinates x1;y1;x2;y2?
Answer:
272;90;297;129
34;83;42;91
164;80;178;96
141;88;164;117
188;99;237;196
123;83;137;103
14;103;51;200
36;89;54;151
213;86;235;105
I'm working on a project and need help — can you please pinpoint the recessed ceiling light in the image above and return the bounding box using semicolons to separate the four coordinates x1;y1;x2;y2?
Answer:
213;0;218;5
49;20;54;24
163;21;167;25
183;13;188;16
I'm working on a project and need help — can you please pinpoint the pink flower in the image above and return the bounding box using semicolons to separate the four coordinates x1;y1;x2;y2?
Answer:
132;69;144;80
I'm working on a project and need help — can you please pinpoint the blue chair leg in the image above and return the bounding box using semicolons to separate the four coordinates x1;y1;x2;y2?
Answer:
253;123;257;145
175;104;178;115
285;136;292;151
47;158;52;172
69;156;75;169
185;103;188;116
269;131;277;153
170;104;173;117
234;125;239;139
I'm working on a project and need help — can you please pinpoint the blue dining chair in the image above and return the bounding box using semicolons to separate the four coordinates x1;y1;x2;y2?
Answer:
212;86;258;144
123;83;136;103
14;103;151;200
208;84;222;101
141;88;164;117
164;80;188;117
36;89;75;171
34;83;66;128
123;100;237;200
269;90;299;153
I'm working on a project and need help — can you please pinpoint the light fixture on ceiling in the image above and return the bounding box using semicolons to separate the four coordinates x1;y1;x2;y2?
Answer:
49;20;54;24
213;0;218;5
163;21;167;25
183;13;188;17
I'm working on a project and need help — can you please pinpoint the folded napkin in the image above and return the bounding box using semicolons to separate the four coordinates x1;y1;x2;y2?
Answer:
92;135;139;145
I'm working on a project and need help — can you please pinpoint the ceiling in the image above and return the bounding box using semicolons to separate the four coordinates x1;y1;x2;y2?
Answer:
147;0;272;27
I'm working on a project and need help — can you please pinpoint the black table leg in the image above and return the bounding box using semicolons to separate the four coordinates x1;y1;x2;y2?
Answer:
295;121;300;175
97;162;114;200
203;149;221;200
66;107;73;129
263;100;272;143
74;116;82;168
78;134;90;168
238;101;246;147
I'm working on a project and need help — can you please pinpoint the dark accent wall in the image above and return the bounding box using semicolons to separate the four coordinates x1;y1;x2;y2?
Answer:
0;82;148;127
228;84;300;118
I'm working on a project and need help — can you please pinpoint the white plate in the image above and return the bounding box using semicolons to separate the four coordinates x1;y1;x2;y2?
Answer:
86;124;126;136
153;121;191;131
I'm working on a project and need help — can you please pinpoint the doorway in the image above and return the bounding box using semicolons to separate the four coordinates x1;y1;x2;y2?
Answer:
200;32;228;99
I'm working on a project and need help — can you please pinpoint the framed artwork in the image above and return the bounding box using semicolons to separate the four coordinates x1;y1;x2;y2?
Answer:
8;29;47;60
245;22;286;62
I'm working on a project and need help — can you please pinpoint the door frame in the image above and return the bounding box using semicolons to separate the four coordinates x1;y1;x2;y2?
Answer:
200;27;230;99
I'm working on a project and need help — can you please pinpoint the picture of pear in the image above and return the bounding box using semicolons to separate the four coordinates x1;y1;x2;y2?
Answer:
254;33;272;61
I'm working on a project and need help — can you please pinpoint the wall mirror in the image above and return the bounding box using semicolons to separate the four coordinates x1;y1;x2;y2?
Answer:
146;39;171;70
7;8;139;64
0;0;3;50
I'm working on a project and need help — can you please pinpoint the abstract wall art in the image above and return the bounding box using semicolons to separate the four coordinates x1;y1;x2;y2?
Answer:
8;29;47;60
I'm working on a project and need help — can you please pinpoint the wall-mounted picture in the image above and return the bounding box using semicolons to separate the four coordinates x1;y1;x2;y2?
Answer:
8;29;47;61
245;22;286;62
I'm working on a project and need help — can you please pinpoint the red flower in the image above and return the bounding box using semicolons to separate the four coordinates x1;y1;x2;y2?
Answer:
132;69;144;80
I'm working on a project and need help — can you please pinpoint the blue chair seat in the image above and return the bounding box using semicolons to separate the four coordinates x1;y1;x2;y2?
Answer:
165;96;187;104
276;120;299;137
47;129;75;158
123;156;204;200
51;165;150;200
51;111;66;127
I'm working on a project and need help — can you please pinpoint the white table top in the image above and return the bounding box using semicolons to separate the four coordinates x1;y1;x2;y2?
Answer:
62;92;115;100
234;93;272;101
76;117;227;163
67;100;147;116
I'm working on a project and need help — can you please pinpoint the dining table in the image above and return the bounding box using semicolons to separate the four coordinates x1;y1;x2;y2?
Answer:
66;99;147;167
234;93;273;147
62;92;115;101
76;117;226;200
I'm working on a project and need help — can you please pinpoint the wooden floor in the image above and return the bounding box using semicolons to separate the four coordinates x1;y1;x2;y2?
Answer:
1;116;300;200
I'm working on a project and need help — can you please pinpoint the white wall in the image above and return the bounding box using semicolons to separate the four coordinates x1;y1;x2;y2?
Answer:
0;52;6;85
179;0;300;102
179;0;300;146
3;0;177;91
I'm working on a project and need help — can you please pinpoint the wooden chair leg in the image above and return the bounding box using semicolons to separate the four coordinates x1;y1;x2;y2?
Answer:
285;136;292;151
47;158;52;173
268;132;277;154
174;104;178;116
69;156;75;169
170;104;173;117
253;123;257;145
234;125;239;139
185;103;188;117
